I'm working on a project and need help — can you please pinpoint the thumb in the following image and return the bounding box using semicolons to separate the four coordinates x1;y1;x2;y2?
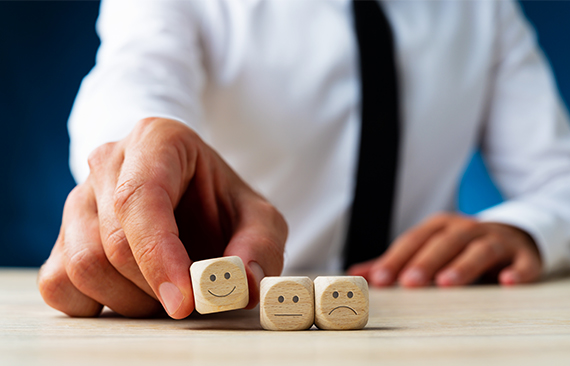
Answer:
499;249;541;286
223;198;288;309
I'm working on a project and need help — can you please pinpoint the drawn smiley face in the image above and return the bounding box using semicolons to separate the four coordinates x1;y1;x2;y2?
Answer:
314;276;369;330
200;260;246;305
190;256;249;314
260;277;314;331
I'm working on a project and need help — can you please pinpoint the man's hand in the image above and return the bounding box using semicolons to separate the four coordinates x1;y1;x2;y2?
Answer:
347;213;542;287
38;118;288;318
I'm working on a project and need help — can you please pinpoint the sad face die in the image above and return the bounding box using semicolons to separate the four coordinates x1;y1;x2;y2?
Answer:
314;276;369;330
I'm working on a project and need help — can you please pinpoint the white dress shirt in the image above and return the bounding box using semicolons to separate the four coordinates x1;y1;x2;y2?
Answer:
68;0;570;275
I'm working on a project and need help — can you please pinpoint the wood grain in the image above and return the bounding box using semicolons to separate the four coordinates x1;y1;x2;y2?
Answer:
190;256;248;314
2;269;570;365
260;276;314;330
314;276;368;330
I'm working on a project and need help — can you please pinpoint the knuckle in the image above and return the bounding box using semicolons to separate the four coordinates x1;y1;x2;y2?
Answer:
426;212;452;226
450;222;479;243
131;118;166;146
87;142;117;171
65;185;87;206
134;117;194;144
130;236;161;271
142;118;202;160
426;231;446;245
473;240;499;260
402;229;426;245
134;117;158;133
432;212;452;221
38;264;67;307
113;179;146;219
66;247;108;289
103;228;133;269
38;264;103;317
39;255;104;318
62;185;91;214
458;219;479;232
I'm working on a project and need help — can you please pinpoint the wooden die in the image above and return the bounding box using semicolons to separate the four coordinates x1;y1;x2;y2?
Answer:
314;276;369;330
190;256;249;314
260;276;314;331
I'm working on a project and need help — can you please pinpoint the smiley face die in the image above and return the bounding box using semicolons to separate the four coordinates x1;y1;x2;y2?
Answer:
260;277;314;331
314;276;369;330
190;256;249;314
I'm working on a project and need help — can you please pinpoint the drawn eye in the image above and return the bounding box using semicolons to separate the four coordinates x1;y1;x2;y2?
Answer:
347;291;353;298
224;272;231;279
278;296;284;303
210;274;216;282
292;296;299;303
332;291;339;299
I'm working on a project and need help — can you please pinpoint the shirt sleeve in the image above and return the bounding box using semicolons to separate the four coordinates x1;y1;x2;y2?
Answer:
68;0;206;183
477;0;570;275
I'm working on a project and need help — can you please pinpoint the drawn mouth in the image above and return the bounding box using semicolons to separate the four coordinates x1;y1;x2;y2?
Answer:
208;286;236;297
274;314;303;317
328;306;357;315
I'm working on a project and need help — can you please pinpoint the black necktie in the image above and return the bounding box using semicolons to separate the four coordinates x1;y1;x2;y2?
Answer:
343;0;400;270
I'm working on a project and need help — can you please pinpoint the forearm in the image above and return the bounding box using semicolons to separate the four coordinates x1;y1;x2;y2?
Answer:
68;0;205;183
479;0;570;275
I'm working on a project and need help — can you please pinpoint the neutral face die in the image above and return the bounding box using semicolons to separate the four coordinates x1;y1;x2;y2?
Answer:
260;276;314;331
314;276;369;330
190;256;249;314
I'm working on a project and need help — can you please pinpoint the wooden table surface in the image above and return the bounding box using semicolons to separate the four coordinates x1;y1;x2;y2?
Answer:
2;269;570;365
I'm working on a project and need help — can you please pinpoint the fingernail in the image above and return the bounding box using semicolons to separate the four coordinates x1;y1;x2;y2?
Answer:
437;270;459;286
159;282;183;316
248;261;265;286
401;268;426;286
500;271;520;285
372;269;393;285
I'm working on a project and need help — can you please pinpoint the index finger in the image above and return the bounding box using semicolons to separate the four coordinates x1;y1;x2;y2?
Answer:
114;120;197;319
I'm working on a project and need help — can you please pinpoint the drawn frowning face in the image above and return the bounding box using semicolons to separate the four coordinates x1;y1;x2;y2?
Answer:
314;276;369;330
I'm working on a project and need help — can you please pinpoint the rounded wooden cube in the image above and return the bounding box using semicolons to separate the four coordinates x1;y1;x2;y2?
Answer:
190;256;249;314
314;276;369;330
260;276;314;331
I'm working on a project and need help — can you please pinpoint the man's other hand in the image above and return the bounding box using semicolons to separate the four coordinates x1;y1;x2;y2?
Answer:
348;213;541;287
38;118;288;318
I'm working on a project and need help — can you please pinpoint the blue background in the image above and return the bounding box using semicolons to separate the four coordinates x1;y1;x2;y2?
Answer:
0;1;568;267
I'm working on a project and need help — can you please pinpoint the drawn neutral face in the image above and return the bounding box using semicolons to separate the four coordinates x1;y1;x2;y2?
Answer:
314;276;369;330
261;279;314;331
199;260;246;306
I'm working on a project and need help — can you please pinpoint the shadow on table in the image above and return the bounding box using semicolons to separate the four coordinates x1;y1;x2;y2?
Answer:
184;308;264;331
94;307;263;330
96;306;402;332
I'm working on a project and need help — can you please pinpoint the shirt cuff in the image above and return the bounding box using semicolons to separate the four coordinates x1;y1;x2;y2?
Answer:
476;200;570;275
